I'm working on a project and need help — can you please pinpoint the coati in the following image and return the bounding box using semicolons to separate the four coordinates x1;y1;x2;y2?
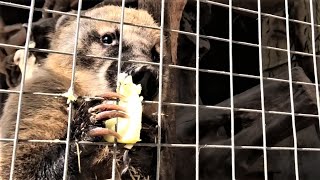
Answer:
0;5;163;179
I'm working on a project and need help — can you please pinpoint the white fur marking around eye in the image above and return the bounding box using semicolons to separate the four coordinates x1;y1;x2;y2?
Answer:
98;61;113;90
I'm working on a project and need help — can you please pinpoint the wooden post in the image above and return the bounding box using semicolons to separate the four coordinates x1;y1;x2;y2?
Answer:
163;1;187;180
139;0;187;179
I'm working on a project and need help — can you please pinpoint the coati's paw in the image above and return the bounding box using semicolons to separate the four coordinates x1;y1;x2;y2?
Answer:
72;92;126;142
87;92;127;140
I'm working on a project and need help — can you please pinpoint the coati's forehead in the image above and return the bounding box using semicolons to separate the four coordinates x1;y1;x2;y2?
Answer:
81;6;160;44
84;5;157;27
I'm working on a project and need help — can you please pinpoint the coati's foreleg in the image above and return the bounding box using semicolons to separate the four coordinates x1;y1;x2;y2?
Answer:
0;91;127;180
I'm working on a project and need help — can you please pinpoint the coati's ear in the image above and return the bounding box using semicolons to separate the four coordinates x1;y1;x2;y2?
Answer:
31;18;57;50
92;0;138;9
55;10;77;30
93;1;121;8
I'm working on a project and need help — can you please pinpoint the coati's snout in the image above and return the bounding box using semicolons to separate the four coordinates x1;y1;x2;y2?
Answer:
105;62;159;100
131;66;158;100
104;61;159;100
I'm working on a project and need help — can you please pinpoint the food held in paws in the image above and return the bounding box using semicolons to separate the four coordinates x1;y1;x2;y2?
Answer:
104;73;143;146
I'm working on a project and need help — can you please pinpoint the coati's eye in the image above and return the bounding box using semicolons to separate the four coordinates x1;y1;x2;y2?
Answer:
101;34;113;45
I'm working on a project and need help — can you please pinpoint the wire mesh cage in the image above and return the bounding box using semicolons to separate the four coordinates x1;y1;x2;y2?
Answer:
0;0;320;180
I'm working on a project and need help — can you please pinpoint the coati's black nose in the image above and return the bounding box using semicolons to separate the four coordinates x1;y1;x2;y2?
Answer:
132;67;158;100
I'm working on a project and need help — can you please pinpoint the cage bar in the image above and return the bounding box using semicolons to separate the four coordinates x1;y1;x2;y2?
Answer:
257;0;268;179
61;0;84;179
195;0;200;179
111;0;126;179
228;0;236;179
284;0;300;179
309;0;320;132
156;0;166;179
8;0;35;179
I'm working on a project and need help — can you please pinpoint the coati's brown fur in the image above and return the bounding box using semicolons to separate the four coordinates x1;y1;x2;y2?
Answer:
0;5;163;179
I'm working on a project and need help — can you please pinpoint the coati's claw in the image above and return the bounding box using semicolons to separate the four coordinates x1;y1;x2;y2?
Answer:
88;127;121;139
88;104;126;114
98;92;125;100
90;111;128;122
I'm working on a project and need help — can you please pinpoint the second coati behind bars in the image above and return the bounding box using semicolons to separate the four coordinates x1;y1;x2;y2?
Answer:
0;5;164;179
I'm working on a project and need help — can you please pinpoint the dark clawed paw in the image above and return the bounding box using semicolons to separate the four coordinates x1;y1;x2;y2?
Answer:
73;92;126;142
86;92;127;140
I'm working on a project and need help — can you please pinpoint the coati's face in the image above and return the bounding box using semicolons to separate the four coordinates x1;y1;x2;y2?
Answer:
47;6;164;100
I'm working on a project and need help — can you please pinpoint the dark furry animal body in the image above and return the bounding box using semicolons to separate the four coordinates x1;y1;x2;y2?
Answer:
0;5;162;179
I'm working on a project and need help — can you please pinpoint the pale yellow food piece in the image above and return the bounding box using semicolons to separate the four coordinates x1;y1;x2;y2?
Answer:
61;87;78;104
104;73;143;146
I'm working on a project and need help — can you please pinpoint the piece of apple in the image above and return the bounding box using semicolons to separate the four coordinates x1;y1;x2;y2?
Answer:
104;73;143;148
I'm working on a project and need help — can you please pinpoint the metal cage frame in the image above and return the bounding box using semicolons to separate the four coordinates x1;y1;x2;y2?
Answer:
0;0;320;180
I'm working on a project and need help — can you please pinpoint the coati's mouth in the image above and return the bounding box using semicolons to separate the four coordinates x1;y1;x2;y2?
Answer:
131;66;159;101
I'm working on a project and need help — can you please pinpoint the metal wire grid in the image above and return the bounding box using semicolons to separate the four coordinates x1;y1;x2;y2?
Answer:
0;0;319;180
